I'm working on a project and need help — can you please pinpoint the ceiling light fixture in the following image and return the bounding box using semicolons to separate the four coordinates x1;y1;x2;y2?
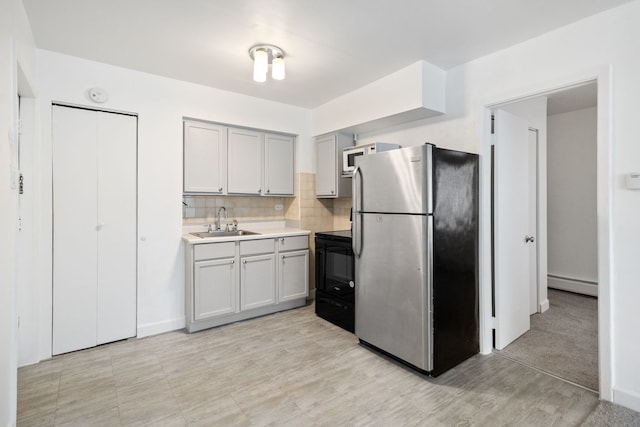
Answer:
249;44;285;82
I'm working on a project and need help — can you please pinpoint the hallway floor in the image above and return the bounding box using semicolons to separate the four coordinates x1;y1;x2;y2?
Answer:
497;289;598;391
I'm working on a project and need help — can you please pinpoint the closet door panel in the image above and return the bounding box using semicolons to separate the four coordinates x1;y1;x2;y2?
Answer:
52;106;138;355
96;112;137;344
52;106;99;355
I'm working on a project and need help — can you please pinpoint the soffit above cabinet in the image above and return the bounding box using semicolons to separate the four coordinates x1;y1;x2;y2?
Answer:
312;61;445;136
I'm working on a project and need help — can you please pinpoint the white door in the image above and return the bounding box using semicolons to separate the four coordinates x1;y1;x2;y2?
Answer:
53;107;99;354
493;109;533;350
52;106;137;355
96;112;137;345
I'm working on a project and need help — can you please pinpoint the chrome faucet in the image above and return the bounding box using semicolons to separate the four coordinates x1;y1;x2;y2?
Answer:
215;207;228;231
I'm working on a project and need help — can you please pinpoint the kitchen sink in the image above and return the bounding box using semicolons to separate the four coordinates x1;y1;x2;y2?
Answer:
190;230;261;238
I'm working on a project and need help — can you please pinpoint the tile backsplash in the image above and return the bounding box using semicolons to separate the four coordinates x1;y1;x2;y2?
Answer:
182;172;353;230
183;195;287;224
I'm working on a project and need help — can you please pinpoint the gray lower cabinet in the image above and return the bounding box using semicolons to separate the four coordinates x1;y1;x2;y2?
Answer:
277;236;310;302
193;258;237;320
240;238;277;310
185;234;309;332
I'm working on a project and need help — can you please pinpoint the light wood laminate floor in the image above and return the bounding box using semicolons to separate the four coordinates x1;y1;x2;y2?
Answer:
18;304;603;426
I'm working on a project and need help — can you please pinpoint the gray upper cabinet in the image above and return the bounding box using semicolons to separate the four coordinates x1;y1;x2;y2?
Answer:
184;120;295;197
264;133;295;196
227;127;263;195
315;132;353;198
183;121;227;194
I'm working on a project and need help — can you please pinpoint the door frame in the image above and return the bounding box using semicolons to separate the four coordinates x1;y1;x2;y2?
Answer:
479;66;612;399
528;128;540;316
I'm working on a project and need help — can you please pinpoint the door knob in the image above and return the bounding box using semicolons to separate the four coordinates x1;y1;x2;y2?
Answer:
525;235;535;243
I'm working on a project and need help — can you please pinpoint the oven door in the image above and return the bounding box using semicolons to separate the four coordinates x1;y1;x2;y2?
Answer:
316;239;354;300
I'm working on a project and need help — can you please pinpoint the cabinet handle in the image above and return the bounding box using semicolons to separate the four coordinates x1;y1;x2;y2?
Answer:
258;189;262;194
219;187;223;192
243;259;247;264
280;238;285;243
231;260;235;264
331;190;335;194
266;189;270;194
281;255;285;259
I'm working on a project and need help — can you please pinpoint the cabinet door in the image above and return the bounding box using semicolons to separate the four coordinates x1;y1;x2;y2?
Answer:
194;258;238;320
240;253;276;310
184;121;227;194
228;127;263;195
279;250;309;302
316;134;336;196
264;133;294;196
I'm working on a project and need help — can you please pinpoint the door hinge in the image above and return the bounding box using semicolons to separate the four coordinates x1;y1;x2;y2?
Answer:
17;119;23;135
491;115;495;135
490;316;497;329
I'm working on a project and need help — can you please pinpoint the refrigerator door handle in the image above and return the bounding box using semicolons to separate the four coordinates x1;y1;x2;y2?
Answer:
352;166;363;258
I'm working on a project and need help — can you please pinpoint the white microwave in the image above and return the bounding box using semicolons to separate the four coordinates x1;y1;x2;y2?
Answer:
342;142;401;176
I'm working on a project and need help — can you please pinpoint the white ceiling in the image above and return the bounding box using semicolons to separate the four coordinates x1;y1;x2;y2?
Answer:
23;0;628;108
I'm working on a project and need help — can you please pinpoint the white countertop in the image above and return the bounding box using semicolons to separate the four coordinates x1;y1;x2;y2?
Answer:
182;221;310;244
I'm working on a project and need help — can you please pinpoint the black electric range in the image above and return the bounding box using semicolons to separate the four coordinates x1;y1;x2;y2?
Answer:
314;230;354;332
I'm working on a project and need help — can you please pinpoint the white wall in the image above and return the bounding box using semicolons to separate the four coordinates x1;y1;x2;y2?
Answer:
547;107;598;291
29;50;312;364
313;0;640;410
0;0;36;423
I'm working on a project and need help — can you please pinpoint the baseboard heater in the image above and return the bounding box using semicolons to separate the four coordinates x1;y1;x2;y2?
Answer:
548;274;598;297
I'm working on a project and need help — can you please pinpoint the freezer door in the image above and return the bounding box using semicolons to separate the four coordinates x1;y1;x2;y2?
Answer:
354;144;432;215
355;212;433;371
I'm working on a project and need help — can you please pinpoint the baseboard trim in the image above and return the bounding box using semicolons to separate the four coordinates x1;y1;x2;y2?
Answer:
539;298;550;313
548;275;598;297
613;387;640;413
137;316;186;338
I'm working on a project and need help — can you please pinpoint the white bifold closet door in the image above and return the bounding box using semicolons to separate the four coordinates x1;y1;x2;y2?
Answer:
52;105;137;355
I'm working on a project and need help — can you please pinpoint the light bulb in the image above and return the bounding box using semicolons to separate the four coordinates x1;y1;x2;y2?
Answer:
272;56;285;80
253;49;268;82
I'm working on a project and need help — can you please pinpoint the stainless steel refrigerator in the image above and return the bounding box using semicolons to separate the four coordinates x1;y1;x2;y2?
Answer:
352;144;479;376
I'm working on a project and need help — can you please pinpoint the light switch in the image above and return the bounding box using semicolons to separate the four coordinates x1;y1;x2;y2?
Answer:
626;173;640;190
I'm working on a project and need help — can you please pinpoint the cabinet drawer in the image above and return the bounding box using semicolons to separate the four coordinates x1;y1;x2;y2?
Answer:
278;235;309;252
194;242;235;261
240;239;275;256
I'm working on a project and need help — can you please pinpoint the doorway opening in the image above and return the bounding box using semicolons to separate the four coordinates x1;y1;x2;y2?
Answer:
482;73;610;397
